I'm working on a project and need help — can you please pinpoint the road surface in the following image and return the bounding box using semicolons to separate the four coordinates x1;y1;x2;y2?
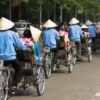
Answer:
10;51;100;100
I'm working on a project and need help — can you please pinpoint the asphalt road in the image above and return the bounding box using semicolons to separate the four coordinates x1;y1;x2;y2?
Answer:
10;51;100;100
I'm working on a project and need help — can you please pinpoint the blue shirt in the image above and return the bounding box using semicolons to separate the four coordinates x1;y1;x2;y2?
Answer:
42;29;59;48
69;24;83;41
88;25;96;37
0;30;28;61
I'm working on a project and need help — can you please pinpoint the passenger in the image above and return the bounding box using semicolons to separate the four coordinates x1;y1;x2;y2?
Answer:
21;26;42;64
57;27;70;50
81;24;90;43
0;17;28;89
68;17;83;61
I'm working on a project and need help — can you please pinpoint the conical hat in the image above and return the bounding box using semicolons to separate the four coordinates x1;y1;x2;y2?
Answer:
43;19;57;28
81;24;88;29
30;26;41;42
85;20;93;25
69;17;79;24
0;17;14;31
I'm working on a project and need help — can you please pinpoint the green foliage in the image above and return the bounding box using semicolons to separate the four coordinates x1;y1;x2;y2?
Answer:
0;0;100;22
22;0;29;3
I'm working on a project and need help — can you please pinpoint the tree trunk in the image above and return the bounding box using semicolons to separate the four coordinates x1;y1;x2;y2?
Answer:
85;12;88;21
74;7;77;18
19;3;21;19
53;2;56;22
60;5;63;22
40;5;42;25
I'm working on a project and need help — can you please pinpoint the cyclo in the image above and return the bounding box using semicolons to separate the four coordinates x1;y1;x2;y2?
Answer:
81;36;92;62
0;49;45;100
51;35;75;73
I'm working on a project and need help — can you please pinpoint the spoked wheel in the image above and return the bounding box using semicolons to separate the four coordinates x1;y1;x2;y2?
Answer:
44;55;52;79
51;64;56;72
36;66;45;96
0;90;7;100
51;56;57;72
72;55;77;65
71;46;77;65
67;53;74;73
88;54;92;62
0;70;9;100
88;47;92;62
44;63;51;79
0;88;8;100
68;63;74;73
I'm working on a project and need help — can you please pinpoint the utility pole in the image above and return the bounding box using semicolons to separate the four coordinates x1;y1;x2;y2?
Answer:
60;5;63;23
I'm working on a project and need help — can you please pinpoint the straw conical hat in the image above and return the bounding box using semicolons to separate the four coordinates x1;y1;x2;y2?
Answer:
81;24;88;29
69;17;79;24
85;20;93;25
0;17;14;31
30;26;41;42
43;19;57;28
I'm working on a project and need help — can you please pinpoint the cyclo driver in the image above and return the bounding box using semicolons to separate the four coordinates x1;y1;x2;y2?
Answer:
0;17;28;90
42;19;59;70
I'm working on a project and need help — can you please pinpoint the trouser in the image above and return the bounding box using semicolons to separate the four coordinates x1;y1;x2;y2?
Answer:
91;37;96;52
50;48;58;63
4;59;22;86
75;41;82;59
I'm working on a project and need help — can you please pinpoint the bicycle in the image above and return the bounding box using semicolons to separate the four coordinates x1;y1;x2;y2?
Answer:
0;50;46;100
43;47;52;79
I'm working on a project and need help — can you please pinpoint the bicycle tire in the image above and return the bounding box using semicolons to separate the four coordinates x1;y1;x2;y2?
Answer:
44;55;52;79
0;70;9;100
36;66;45;96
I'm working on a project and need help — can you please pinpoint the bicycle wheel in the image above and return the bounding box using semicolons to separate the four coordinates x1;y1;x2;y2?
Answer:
72;46;77;65
44;55;51;79
67;53;74;73
68;63;74;73
0;70;9;100
36;66;45;96
88;47;92;62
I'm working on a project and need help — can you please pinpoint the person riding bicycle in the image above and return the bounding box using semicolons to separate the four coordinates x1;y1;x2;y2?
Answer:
42;19;59;69
42;19;59;54
0;17;28;89
68;17;83;61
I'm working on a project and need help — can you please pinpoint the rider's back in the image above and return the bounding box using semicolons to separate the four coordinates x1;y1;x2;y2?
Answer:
42;28;59;48
0;30;27;60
